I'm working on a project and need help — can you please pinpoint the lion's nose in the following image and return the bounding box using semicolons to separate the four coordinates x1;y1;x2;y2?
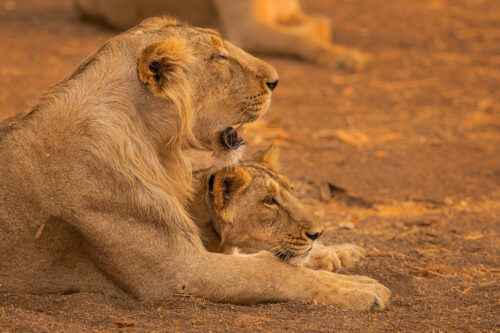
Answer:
305;230;324;240
266;80;278;91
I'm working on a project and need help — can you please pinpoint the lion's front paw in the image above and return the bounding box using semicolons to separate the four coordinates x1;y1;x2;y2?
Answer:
315;273;391;310
329;244;366;270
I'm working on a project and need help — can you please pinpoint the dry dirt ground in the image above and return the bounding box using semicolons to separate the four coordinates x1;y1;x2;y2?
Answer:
0;0;499;331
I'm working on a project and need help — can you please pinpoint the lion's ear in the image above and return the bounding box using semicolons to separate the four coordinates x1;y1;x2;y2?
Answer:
212;167;252;222
138;38;192;96
251;144;279;171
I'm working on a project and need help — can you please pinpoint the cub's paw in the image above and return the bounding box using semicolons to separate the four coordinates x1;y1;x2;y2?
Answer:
304;245;342;272
329;244;366;270
315;272;391;310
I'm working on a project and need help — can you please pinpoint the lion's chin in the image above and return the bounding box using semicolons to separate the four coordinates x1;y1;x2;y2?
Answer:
211;147;244;168
279;248;313;267
216;99;270;150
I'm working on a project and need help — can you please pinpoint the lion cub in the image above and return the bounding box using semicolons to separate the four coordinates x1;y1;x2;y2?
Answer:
189;145;365;272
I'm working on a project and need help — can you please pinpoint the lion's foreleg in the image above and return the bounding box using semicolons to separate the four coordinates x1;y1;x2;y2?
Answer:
180;251;390;309
67;210;388;309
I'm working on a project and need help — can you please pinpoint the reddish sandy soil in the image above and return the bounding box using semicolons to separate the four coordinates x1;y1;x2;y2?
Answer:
0;0;499;331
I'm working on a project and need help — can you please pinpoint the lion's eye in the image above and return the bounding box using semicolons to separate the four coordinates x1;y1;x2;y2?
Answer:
213;53;228;60
263;196;278;206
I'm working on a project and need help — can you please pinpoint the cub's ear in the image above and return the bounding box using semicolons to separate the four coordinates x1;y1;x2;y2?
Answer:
138;38;192;96
212;167;252;222
250;144;279;171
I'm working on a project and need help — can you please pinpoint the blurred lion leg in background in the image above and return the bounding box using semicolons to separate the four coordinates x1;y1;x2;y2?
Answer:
75;0;220;30
74;0;368;71
236;0;368;70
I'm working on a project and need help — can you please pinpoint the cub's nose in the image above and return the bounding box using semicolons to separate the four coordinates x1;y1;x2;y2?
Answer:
305;230;324;240
266;80;278;91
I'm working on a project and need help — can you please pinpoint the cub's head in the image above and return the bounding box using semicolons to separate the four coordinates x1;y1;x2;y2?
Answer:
203;145;324;260
133;17;278;154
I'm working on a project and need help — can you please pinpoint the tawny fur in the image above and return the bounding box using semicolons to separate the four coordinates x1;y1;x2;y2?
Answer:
0;18;389;310
74;0;368;70
190;145;366;272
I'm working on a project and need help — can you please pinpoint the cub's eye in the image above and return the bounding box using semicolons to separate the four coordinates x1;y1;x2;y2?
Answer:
213;53;228;60
263;196;278;206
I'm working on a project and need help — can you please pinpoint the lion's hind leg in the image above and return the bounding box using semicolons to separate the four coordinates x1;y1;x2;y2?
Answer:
227;18;367;71
277;14;332;44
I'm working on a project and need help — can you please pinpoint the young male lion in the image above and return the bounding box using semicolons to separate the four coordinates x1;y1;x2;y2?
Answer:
191;145;366;273
74;0;367;70
0;17;389;310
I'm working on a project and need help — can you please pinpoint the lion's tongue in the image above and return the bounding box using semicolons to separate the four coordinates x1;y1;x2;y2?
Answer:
220;126;245;150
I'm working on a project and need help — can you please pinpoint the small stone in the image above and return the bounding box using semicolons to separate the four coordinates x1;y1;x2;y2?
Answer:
4;1;15;11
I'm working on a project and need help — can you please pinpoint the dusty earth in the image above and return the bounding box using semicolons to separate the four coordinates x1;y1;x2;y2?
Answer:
0;0;499;331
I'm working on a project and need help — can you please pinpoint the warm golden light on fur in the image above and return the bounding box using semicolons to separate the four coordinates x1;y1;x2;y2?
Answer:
0;18;389;310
